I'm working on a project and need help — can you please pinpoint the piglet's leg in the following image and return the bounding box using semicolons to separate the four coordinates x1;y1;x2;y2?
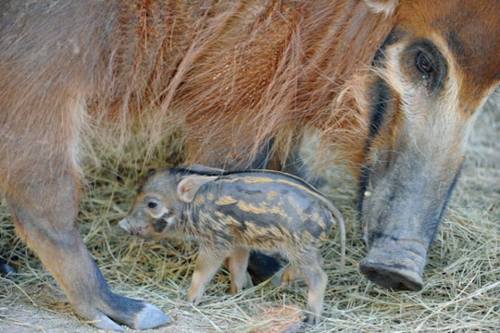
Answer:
281;253;324;286
298;256;328;325
280;266;303;286
227;247;251;294
187;249;226;305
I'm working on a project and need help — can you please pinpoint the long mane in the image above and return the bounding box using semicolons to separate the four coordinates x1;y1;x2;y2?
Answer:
90;1;394;170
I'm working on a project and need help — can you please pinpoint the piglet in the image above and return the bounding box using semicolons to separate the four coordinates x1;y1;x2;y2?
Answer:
119;165;346;324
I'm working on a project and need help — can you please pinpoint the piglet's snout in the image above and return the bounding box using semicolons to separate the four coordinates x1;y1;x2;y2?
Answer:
119;219;147;236
118;219;131;232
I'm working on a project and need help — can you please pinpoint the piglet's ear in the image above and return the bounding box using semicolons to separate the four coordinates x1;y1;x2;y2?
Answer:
177;175;218;203
364;0;399;16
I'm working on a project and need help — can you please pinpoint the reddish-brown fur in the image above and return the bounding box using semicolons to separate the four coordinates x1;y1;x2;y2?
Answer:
5;2;393;177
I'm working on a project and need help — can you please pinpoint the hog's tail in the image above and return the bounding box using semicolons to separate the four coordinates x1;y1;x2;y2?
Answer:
329;204;346;268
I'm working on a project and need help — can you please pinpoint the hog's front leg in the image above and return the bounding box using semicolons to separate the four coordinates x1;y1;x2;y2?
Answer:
187;248;226;305
5;172;170;331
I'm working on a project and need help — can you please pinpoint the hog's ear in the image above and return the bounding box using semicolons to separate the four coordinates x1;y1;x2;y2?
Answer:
364;0;399;16
177;175;218;203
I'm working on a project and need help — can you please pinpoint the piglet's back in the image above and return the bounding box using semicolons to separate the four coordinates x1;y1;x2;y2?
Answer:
190;171;337;242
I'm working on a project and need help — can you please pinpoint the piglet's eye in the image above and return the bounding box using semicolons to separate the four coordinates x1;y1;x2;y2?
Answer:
147;201;158;209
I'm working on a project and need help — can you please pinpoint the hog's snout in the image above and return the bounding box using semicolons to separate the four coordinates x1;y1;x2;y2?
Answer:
359;237;426;291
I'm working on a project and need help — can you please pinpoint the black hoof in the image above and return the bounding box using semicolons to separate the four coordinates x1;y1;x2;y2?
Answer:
0;258;16;278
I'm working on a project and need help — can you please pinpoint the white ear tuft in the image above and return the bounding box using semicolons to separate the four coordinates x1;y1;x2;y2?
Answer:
364;0;399;16
177;175;218;203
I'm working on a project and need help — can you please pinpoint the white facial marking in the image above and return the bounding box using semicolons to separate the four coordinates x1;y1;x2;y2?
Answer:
149;206;169;219
166;216;177;226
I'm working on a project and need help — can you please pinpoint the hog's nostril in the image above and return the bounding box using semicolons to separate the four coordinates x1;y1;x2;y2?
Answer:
360;261;423;291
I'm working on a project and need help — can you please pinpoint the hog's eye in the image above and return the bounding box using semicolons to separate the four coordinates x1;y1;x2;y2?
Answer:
147;201;158;209
415;51;434;76
404;40;447;92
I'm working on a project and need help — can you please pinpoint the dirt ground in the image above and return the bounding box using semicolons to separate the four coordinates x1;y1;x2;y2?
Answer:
0;93;499;332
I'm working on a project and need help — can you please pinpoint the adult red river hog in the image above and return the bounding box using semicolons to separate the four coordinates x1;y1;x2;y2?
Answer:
1;0;499;330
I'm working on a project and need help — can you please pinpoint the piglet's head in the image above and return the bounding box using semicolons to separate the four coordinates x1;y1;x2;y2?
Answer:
118;192;179;239
119;169;217;239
